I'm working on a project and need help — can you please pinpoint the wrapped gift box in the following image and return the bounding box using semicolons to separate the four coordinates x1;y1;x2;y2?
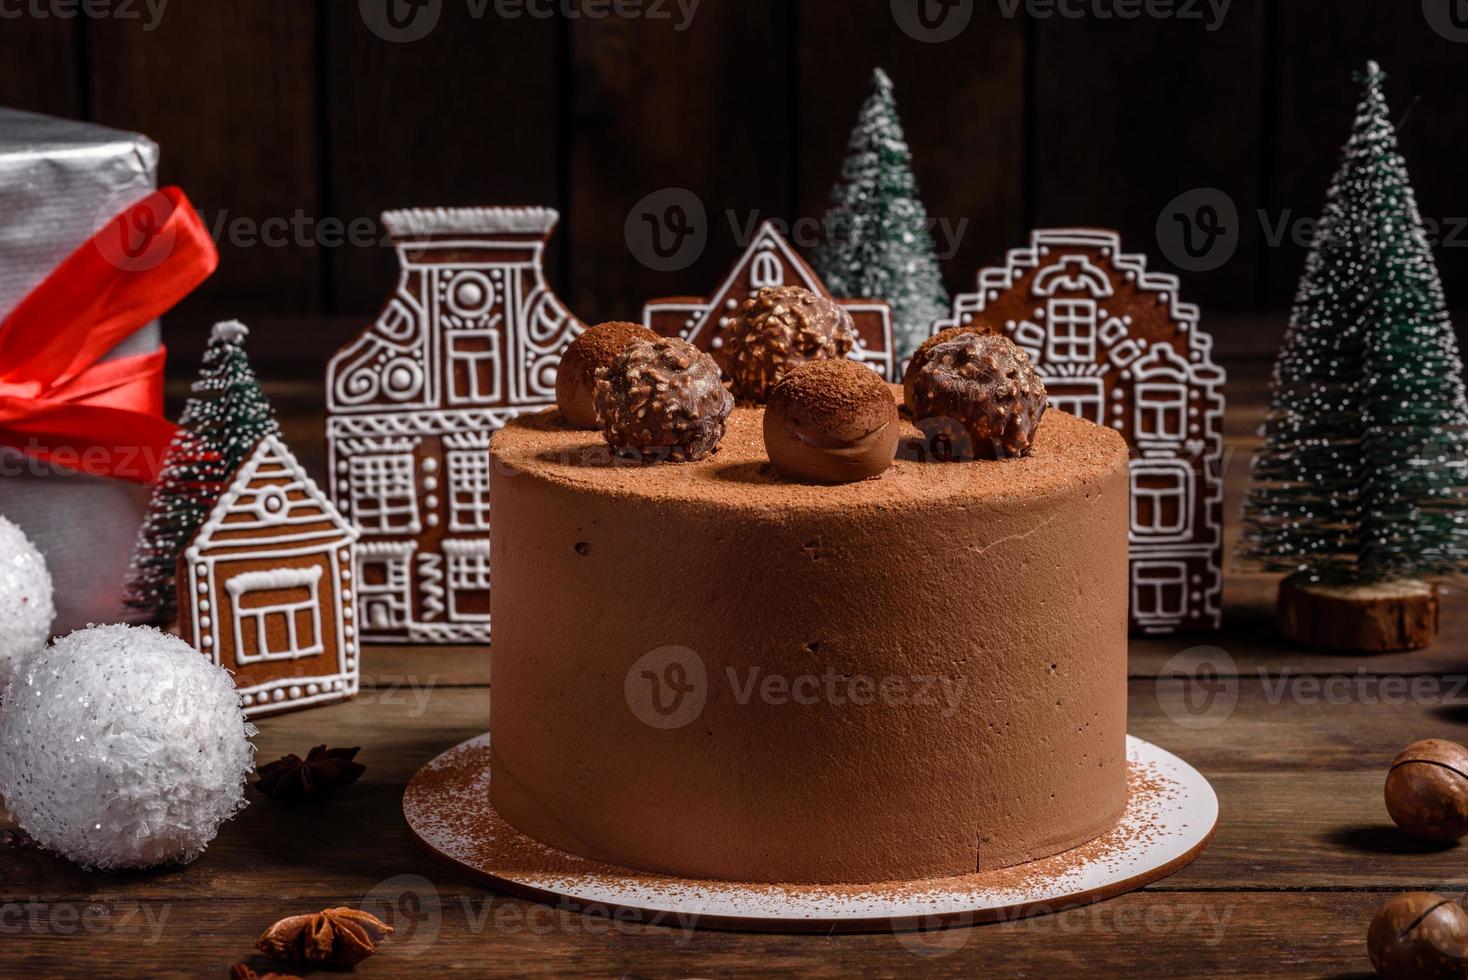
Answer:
0;108;163;634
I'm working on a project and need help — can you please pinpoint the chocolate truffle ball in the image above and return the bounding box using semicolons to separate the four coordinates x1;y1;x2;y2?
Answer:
1386;739;1468;843
720;285;856;403
1368;892;1468;980
763;359;899;484
902;323;997;415
594;337;733;463
909;333;1047;461
556;321;659;428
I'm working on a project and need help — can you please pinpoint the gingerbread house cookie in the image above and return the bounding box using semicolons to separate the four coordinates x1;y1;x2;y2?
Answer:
179;433;359;718
934;228;1225;633
643;220;896;380
325;207;584;644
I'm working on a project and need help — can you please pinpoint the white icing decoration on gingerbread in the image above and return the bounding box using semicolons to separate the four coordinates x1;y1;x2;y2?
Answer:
930;228;1225;634
181;433;359;716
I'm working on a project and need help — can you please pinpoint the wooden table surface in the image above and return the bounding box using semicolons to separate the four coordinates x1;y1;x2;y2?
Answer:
4;352;1467;979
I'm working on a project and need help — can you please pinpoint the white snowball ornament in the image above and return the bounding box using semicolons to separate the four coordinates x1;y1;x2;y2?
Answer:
0;516;55;689
0;624;254;870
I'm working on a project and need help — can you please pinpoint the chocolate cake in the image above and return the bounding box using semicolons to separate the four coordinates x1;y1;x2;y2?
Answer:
488;391;1130;885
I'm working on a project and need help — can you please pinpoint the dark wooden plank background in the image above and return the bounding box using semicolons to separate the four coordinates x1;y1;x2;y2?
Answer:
4;0;1467;377
10;352;1468;976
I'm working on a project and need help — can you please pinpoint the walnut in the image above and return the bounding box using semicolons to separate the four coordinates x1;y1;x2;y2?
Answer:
909;333;1047;460
594;337;733;463
256;907;393;968
720;286;855;403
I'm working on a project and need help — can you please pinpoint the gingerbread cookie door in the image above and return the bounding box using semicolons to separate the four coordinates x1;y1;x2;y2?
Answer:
934;229;1225;633
179;434;359;717
325;207;584;645
642;220;897;381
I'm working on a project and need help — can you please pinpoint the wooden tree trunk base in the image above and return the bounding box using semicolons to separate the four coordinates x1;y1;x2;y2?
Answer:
1276;575;1439;653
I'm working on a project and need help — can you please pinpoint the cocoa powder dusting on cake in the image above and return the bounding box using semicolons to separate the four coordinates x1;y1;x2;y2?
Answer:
412;745;1169;907
484;389;1132;888
770;359;889;429
763;359;899;484
499;386;1127;511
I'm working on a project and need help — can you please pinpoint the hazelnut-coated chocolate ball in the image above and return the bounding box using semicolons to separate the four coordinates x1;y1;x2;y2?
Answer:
556;321;659;429
902;324;998;415
594;337;733;463
909;333;1047;461
720;286;855;403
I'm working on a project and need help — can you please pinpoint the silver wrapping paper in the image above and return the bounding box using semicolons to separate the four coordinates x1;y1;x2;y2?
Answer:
0;108;163;633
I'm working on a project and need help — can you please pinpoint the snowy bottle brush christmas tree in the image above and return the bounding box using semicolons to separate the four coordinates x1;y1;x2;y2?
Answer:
1240;62;1468;652
812;68;949;360
124;321;278;619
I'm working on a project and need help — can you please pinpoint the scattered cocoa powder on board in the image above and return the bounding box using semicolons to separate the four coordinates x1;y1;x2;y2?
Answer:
406;739;1183;908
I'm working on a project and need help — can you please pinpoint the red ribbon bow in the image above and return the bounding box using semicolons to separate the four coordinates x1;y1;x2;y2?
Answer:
0;187;218;483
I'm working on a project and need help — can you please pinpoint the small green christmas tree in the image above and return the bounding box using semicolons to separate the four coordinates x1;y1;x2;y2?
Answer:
812;68;950;360
1240;62;1468;586
124;320;279;619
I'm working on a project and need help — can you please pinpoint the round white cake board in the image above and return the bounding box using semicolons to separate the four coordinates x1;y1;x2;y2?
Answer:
403;733;1216;934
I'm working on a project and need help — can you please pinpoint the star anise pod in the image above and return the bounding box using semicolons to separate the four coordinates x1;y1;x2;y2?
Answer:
229;963;301;980
253;745;365;803
256;907;393;968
